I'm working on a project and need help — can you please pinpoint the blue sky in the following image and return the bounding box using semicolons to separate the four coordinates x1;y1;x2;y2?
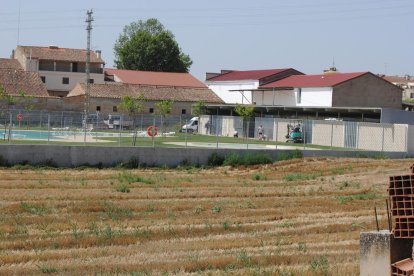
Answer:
0;0;412;80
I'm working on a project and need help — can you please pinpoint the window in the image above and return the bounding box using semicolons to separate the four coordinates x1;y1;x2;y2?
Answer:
40;76;46;83
62;77;69;85
149;108;154;114
181;109;186;115
297;88;302;104
96;106;101;111
72;62;78;72
88;79;94;84
411;93;414;99
113;106;118;112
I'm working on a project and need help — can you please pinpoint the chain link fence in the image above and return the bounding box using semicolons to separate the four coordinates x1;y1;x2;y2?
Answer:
0;109;410;153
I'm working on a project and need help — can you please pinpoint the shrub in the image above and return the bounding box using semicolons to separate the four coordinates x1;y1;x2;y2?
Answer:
252;173;267;181
207;152;225;167
310;255;329;274
277;149;303;161
115;182;130;193
0;155;8;167
223;153;273;167
118;156;140;169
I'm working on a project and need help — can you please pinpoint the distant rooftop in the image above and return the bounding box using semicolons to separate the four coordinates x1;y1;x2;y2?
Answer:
260;72;370;89
67;83;224;104
0;59;49;97
16;45;104;63
206;68;299;82
105;69;207;88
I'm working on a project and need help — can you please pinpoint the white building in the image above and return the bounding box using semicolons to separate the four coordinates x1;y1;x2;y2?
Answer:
205;68;303;104
254;72;401;109
14;45;105;97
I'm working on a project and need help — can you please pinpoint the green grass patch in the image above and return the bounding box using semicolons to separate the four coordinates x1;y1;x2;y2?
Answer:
117;171;154;185
252;173;267;181
336;191;380;204
20;202;47;216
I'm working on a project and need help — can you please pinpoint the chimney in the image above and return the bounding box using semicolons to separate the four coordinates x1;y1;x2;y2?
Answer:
96;50;102;59
11;49;15;59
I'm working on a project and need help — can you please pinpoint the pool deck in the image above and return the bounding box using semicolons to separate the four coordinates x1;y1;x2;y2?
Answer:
163;142;319;150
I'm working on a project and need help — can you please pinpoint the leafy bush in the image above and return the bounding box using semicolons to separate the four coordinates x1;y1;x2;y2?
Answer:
207;152;225;167
310;255;329;274
115;183;130;193
277;149;303;161
0;155;8;167
118;156;140;169
223;153;273;167
252;173;267;181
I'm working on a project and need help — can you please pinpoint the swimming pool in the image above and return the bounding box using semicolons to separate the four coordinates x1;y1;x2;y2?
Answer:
0;130;128;141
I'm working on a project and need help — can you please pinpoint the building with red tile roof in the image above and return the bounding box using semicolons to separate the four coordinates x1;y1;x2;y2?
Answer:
0;58;49;98
14;45;105;97
205;68;303;104
253;72;401;109
66;83;223;115
105;69;207;88
260;72;368;89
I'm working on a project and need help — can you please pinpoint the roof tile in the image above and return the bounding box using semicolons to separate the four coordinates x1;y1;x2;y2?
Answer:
17;46;104;63
105;69;206;88
206;69;293;82
67;83;224;104
260;72;369;88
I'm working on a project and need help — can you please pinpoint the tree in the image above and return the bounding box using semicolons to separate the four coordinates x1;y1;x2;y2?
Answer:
114;18;192;73
119;94;146;146
234;104;255;138
155;99;174;136
192;101;208;117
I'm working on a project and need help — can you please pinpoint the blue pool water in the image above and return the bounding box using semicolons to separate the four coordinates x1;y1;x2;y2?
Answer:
0;130;124;140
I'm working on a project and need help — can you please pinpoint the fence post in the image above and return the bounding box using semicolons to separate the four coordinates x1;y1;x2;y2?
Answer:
8;112;12;144
185;119;188;148
216;115;219;149
153;116;156;148
330;122;334;149
47;114;50;144
118;115;122;147
381;125;385;153
275;119;278;150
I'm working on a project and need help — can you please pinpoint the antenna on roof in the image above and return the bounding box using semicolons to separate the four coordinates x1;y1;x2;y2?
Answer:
16;0;21;45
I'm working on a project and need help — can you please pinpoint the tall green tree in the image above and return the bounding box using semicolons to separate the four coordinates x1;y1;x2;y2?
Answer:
114;18;192;72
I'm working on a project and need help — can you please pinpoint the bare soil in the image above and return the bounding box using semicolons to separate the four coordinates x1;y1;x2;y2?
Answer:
0;157;412;275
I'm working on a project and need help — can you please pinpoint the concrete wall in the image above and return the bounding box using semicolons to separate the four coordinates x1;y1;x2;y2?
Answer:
0;145;409;168
333;73;402;109
360;231;413;276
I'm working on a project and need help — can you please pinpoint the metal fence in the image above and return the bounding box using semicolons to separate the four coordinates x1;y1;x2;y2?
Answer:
0;109;410;153
200;115;409;153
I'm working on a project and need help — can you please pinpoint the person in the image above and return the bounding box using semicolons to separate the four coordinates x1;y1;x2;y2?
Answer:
204;120;211;134
257;125;264;141
233;130;239;138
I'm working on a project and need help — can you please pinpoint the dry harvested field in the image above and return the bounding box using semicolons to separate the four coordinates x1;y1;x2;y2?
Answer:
0;157;412;275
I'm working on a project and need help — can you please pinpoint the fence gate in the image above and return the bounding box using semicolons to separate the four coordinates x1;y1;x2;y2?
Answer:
344;121;358;149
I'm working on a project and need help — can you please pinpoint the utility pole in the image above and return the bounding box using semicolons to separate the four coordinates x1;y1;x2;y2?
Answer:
84;9;93;143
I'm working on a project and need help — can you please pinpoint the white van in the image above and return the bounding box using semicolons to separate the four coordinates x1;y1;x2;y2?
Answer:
181;117;199;133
